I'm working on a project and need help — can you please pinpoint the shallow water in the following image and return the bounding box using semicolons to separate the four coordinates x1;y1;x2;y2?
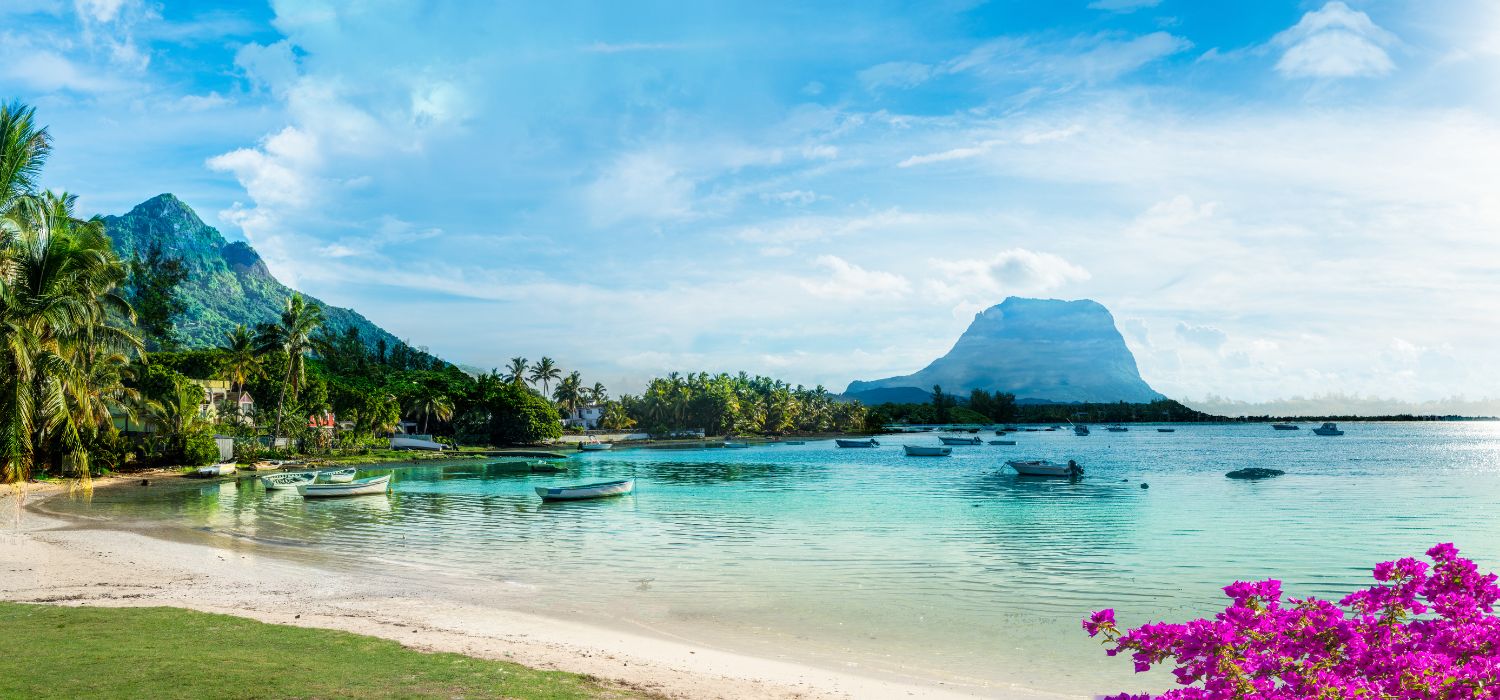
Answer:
49;423;1500;696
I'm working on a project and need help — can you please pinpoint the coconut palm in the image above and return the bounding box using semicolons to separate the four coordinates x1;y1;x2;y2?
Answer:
589;382;607;405
528;356;560;396
254;295;325;448
504;357;529;386
220;324;258;395
405;388;454;436
553;371;583;419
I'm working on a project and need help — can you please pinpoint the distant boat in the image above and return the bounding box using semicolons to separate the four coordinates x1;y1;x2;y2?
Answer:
1074;425;1090;436
836;439;879;448
261;472;315;490
784;440;806;445
1007;460;1083;478
990;440;1017;446
939;436;983;445
535;479;635;501
1106;425;1128;432
390;436;444;451
1272;424;1300;431
723;441;750;449
320;468;356;484
903;445;952;457
1313;422;1345;436
580;441;613;451
1050;425;1064;430
1003;426;1020;432
193;462;237;478
1157;428;1176;433
299;474;391;498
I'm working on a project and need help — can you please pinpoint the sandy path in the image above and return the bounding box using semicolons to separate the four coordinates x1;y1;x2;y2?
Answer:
1;481;1071;700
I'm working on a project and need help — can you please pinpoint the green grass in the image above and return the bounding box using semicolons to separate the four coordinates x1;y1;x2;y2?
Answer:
0;603;641;699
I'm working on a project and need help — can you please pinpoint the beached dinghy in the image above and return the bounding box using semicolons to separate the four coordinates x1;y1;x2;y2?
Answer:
535;479;635;501
193;462;237;478
903;445;952;457
835;438;879;448
939;436;983;446
1007;460;1084;478
261;472;316;490
319;468;356;484
298;474;391;498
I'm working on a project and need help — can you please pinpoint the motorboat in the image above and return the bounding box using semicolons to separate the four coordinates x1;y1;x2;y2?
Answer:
1106;425;1128;432
1074;424;1090;436
1272;424;1300;431
939;436;983;446
1157;428;1176;433
835;439;879;448
903;445;952;457
1007;460;1084;478
990;439;1017;446
1313;422;1344;436
535;479;635;501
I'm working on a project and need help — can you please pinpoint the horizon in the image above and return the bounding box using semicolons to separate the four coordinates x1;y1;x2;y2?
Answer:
5;1;1498;409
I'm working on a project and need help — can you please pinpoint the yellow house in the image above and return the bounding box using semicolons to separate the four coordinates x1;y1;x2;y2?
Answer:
191;379;256;425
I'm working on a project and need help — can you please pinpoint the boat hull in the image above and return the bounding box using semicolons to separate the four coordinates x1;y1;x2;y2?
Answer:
298;475;391;498
579;443;613;451
536;479;635;501
1007;460;1080;477
261;473;315;490
938;437;983;445
903;445;952;456
835;439;879;448
193;463;237;478
1272;424;1299;430
321;469;356;484
989;440;1017;445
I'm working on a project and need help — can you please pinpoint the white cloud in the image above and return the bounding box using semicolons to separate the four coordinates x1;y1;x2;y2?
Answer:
1273;1;1397;78
949;31;1191;84
800;255;911;300
927;249;1090;303
857;61;935;90
584;152;696;227
1175;322;1228;350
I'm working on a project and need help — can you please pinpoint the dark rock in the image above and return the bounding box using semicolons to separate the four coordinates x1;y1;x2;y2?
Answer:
1225;468;1285;480
1140;482;1149;489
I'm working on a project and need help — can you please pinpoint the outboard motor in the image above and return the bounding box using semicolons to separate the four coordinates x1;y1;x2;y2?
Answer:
1068;460;1084;478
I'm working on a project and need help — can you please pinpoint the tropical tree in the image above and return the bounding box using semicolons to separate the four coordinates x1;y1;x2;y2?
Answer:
553;371;583;420
254;295;325;448
528;356;560;395
220;324;258;395
405;387;454;436
504;356;529;386
589;381;607;405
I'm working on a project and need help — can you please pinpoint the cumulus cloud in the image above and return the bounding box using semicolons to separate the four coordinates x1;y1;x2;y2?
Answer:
927;249;1090;303
584;152;697;227
1175;321;1228;350
800;255;911;300
1273;1;1397;78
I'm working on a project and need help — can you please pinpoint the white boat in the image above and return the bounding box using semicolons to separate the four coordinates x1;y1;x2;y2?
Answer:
193;462;237;478
242;461;281;471
320;468;356;484
903;445;952;457
1272;424;1300;430
1313;422;1345;436
298;474;391;498
535;479;635;501
1106;425;1128;432
939;436;983;446
1007;460;1084;477
579;442;613;451
1074;424;1090;436
390;436;444;451
723;441;750;449
835;439;879;448
261;472;316;490
990;439;1017;445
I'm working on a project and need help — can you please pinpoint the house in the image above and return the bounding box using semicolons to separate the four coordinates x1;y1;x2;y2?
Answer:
563;404;606;430
191;379;255;425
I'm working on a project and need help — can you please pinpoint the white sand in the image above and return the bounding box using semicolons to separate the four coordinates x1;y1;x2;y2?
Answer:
1;480;1075;700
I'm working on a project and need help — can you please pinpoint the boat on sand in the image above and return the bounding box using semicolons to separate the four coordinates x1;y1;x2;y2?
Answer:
192;462;237;478
535;479;635;501
299;474;391;498
903;445;952;457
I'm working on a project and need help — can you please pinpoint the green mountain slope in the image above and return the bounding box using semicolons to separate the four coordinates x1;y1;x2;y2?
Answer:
102;194;407;352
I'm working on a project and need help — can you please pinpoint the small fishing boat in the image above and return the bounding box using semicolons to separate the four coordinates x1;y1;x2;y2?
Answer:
723;441;750;449
1007;460;1084;478
990;439;1017;445
535;479;635;501
298;474;391;498
261;472;316;490
1272;424;1300;431
1312;422;1344;436
835;438;879;448
1106;425;1128;432
939;436;983;446
579;441;613;451
193;462;237;478
903;445;952;457
1074;424;1090;436
1157;428;1176;433
320;468;356;484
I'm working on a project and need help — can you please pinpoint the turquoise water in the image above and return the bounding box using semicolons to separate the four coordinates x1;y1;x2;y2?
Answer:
49;423;1500;696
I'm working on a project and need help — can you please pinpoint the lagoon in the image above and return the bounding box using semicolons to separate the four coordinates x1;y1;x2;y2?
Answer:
45;423;1500;697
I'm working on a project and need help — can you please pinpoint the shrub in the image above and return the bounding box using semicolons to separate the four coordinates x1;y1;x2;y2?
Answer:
182;427;222;466
488;384;563;445
1083;543;1500;699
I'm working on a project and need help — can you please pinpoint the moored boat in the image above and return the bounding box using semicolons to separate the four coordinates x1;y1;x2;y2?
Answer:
1106;425;1128;432
193;462;237;478
903;445;952;457
535;479;635;501
784;440;806;445
990;439;1017;445
579;441;613;451
835;438;879;448
1074;424;1090;436
1312;422;1344;436
1157;428;1176;433
1007;459;1084;478
1272;424;1300;431
261;472;316;490
723;441;750;449
320;468;356;484
298;474;391;498
939;436;983;446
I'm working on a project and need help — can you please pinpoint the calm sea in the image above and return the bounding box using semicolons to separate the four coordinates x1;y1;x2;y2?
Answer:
47;423;1500;697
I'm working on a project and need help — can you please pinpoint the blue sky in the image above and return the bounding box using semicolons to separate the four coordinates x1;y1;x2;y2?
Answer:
5;1;1500;409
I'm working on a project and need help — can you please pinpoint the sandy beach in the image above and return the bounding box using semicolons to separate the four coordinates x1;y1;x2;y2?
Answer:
1;479;1067;700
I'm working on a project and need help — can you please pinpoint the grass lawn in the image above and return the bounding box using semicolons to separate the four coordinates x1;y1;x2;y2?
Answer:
0;602;643;699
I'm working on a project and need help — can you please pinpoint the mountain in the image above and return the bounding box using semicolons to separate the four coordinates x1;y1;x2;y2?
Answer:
102;194;406;352
845;297;1164;404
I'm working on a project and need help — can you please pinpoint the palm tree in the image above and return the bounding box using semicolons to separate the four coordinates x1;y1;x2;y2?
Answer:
589;382;607;405
504;357;529;386
405;388;454;436
553;371;583;419
254;295;325;449
528;356;560;396
220;324;258;395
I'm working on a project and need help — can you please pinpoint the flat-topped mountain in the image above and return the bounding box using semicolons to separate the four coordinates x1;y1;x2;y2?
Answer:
846;297;1163;404
102;194;404;351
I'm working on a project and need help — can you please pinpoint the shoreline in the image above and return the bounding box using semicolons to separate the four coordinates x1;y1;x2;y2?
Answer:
3;479;1068;700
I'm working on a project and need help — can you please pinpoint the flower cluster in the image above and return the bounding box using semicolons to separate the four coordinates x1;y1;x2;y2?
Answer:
1083;543;1500;699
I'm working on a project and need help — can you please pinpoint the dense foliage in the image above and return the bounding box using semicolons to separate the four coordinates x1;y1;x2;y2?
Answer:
1084;543;1500;699
619;372;869;435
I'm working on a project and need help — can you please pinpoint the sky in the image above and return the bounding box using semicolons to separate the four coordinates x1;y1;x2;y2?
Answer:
4;0;1500;411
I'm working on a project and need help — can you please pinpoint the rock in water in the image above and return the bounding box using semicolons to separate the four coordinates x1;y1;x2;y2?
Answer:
844;297;1164;404
1225;468;1285;480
